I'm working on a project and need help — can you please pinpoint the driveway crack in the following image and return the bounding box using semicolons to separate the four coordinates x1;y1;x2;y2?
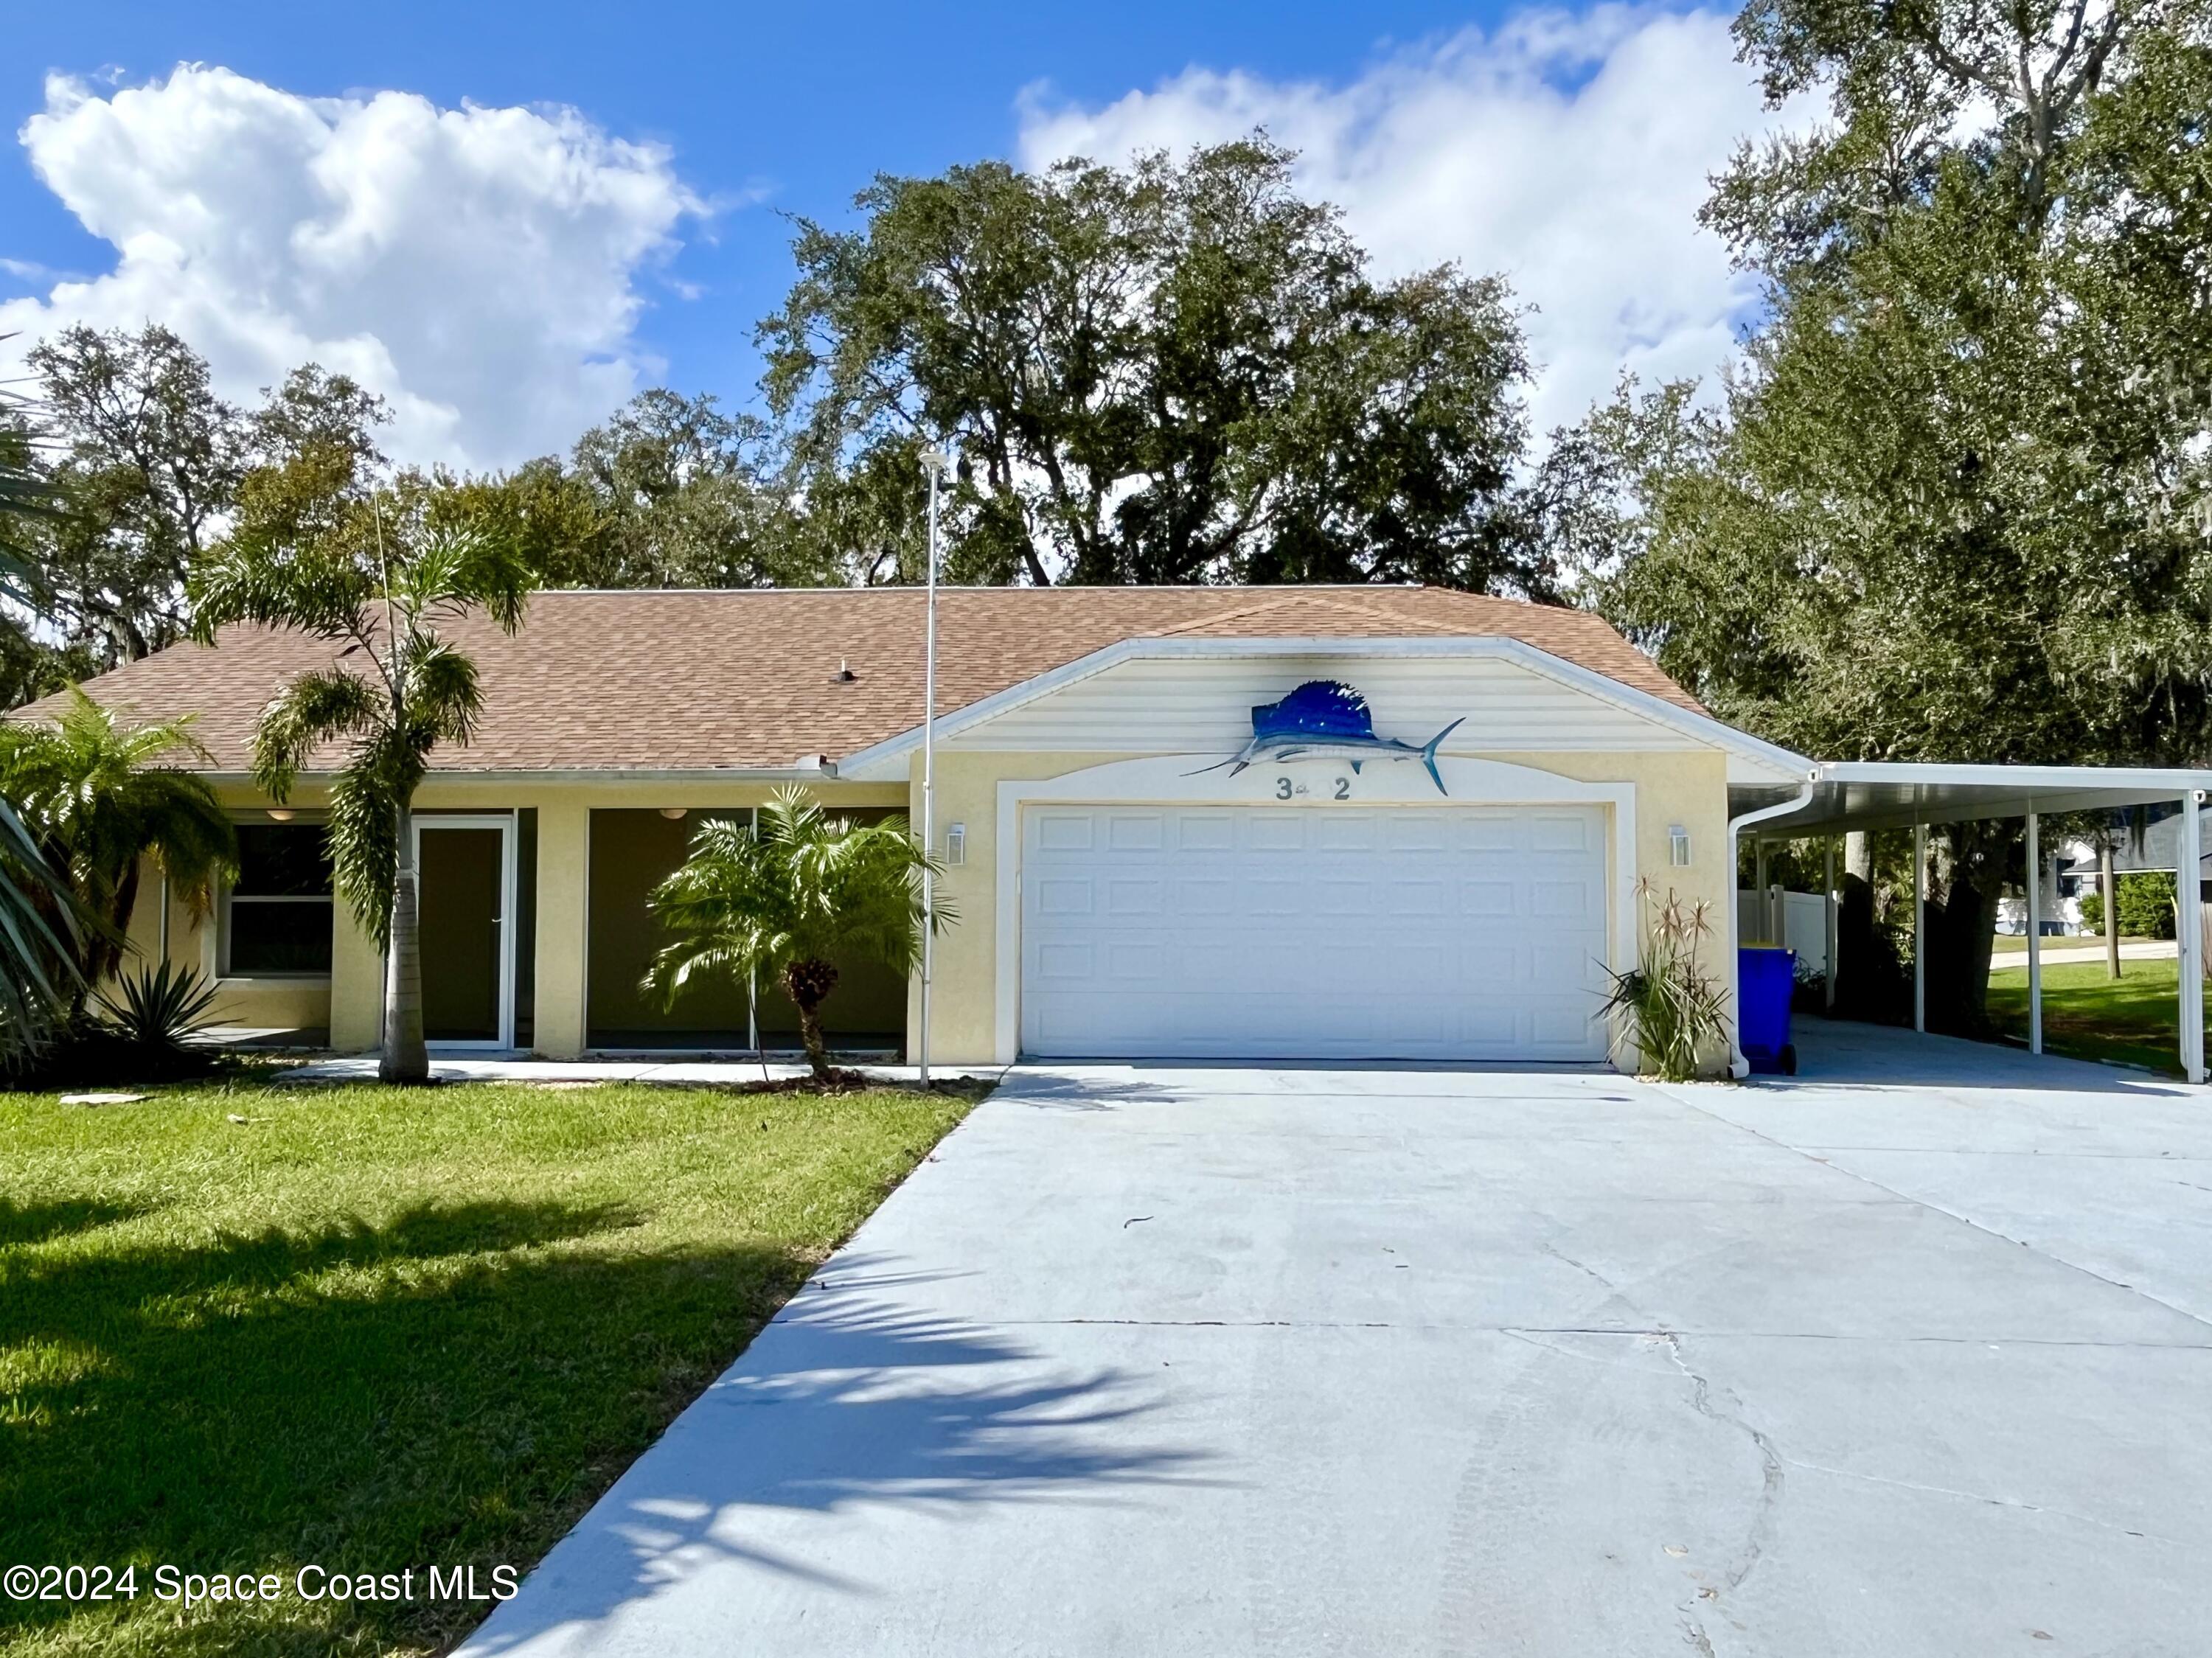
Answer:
1657;1087;2212;1335
1658;1328;1783;1654
1778;1457;2186;1546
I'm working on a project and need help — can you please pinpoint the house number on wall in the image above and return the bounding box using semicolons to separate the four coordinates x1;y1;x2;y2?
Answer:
1274;776;1354;800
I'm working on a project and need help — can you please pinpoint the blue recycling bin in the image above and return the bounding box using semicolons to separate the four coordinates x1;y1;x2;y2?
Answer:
1737;946;1797;1076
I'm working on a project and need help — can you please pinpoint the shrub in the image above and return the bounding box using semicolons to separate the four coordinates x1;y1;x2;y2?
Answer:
2079;872;2176;938
1599;880;1729;1081
2126;873;2178;938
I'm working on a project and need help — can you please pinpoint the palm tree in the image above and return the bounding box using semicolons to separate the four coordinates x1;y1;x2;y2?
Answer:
0;690;237;1010
0;360;88;1057
646;787;952;1084
191;517;529;1083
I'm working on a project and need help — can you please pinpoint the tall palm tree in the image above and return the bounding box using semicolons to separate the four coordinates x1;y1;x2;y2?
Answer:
192;518;529;1083
647;787;952;1084
0;690;236;1009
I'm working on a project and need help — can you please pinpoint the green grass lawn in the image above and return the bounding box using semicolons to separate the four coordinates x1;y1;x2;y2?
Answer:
0;1076;981;1658
1986;955;2205;1074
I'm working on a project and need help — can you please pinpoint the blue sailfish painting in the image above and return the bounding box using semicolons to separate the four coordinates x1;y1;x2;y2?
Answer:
1193;680;1466;795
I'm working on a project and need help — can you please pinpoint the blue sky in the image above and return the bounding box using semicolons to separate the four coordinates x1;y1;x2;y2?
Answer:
1;1;1787;467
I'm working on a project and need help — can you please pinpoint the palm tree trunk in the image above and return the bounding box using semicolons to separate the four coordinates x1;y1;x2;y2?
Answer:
782;958;839;1084
380;799;430;1084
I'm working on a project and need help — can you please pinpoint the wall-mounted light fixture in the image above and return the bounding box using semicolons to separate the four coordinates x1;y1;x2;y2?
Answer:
265;807;296;823
658;807;688;821
1669;824;1692;867
944;823;966;866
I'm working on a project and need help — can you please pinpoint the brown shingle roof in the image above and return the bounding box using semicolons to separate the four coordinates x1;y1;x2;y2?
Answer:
18;585;1704;773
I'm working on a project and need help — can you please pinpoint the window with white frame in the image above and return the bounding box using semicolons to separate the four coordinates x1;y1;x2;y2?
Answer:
223;823;335;977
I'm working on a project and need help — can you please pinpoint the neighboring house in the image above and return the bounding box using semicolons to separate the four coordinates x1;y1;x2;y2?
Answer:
22;585;1807;1067
2057;801;2212;898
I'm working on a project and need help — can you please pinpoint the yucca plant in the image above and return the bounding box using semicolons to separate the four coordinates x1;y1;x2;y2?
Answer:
1599;879;1729;1081
94;959;223;1055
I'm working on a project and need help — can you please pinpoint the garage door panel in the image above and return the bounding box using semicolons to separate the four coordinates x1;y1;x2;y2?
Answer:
1461;879;1517;916
1176;877;1235;915
1529;812;1593;852
1035;877;1094;916
1035;812;1096;851
1530;878;1596;918
1176;813;1236;852
1106;812;1165;851
1023;802;1609;1062
1105;877;1165;915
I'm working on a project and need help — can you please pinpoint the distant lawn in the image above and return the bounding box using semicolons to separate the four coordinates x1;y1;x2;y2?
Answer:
1986;955;2205;1074
0;1077;981;1658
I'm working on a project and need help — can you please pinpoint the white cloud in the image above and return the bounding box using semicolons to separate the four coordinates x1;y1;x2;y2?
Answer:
1018;5;1809;435
1;66;702;469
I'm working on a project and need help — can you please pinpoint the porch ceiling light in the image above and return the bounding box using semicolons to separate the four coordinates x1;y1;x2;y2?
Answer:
266;807;296;822
659;807;688;820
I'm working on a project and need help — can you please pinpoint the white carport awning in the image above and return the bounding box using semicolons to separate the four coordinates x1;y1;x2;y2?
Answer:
1725;760;2212;1084
1731;762;2212;832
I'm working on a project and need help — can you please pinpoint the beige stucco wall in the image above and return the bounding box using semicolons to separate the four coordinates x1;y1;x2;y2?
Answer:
201;778;908;1057
119;867;337;1034
164;753;1732;1070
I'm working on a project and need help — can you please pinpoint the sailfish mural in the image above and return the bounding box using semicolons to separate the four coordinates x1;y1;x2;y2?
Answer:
1192;680;1465;795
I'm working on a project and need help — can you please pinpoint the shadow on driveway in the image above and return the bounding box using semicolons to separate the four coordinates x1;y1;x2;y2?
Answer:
461;1250;1220;1653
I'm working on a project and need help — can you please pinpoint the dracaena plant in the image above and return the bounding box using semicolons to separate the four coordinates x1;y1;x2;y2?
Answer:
190;503;529;1084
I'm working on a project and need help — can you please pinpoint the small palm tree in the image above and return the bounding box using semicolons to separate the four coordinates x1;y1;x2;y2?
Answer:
647;787;951;1084
0;689;237;1013
191;516;529;1083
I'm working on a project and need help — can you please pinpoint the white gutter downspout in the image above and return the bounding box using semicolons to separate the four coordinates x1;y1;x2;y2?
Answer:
1725;781;1816;1078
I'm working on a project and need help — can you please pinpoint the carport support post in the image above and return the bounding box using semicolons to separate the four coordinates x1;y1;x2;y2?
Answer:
1753;840;1769;941
2180;792;2204;1084
1823;838;1837;1010
2026;811;2042;1056
1912;821;1926;1034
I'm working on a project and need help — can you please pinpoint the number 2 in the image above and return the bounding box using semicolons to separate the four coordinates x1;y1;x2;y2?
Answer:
1333;777;1350;800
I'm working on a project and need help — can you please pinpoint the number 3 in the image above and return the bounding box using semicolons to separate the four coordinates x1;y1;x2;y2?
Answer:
1276;777;1293;799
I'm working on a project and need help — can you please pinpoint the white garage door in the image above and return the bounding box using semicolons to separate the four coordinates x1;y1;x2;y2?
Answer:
1020;804;1611;1062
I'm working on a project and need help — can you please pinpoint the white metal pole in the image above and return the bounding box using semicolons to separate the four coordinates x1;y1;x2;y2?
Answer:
1754;840;1769;941
2026;811;2042;1056
918;458;944;1086
2179;791;2203;1084
1723;784;1814;1078
1913;821;1927;1035
1823;837;1837;1010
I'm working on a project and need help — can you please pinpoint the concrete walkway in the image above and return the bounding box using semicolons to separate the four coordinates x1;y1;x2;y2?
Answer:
282;1055;947;1087
1989;938;2176;967
457;1042;2212;1657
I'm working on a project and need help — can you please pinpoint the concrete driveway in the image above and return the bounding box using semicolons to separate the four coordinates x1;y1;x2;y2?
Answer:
459;1029;2212;1657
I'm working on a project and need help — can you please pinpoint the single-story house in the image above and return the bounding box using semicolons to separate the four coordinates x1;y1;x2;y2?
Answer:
28;584;2212;1078
27;585;1810;1069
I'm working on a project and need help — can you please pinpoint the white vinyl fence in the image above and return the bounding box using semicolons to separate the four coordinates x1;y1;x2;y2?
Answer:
1736;888;1830;978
